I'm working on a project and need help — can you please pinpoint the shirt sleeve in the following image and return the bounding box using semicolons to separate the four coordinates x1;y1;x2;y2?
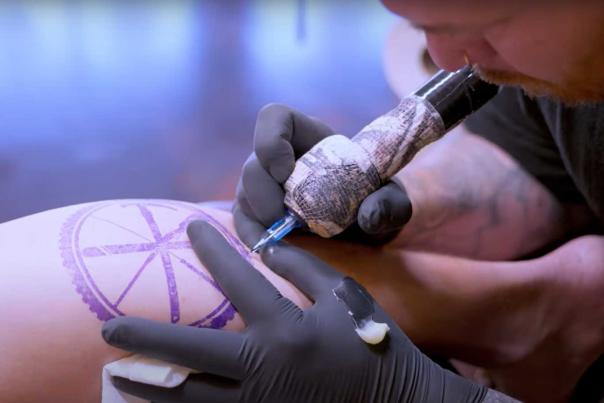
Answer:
464;86;584;203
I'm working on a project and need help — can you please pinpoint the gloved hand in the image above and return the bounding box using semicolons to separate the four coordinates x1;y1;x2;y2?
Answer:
102;220;487;403
234;103;412;247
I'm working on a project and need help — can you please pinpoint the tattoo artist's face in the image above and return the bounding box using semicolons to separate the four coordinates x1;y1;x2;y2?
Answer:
382;0;604;103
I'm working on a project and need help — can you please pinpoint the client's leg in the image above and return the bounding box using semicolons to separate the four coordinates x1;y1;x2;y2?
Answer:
1;199;599;402
1;198;490;402
0;200;310;402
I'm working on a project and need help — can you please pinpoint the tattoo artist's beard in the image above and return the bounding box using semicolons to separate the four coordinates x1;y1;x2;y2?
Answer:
475;66;604;105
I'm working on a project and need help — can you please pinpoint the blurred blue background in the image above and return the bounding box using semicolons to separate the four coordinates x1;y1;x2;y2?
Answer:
0;0;408;222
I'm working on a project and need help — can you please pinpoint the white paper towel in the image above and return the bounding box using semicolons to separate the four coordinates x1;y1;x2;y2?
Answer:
102;355;195;403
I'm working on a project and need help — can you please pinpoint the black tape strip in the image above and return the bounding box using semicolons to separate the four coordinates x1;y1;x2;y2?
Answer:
332;277;375;326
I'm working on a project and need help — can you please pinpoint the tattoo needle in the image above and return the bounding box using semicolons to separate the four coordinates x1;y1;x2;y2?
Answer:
251;211;302;253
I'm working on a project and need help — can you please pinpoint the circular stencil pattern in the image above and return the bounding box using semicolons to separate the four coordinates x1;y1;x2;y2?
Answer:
59;200;246;329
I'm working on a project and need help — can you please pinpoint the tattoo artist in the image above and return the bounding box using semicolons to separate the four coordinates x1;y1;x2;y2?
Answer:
102;0;604;402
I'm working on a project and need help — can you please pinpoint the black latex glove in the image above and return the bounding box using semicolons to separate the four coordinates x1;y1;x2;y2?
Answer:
102;220;487;403
234;103;413;247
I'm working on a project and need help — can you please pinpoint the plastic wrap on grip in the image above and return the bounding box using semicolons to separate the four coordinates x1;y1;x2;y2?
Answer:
353;95;445;180
284;97;446;238
284;135;380;237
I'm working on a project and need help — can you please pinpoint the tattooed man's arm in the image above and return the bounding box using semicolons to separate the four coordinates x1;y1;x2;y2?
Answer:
392;126;593;260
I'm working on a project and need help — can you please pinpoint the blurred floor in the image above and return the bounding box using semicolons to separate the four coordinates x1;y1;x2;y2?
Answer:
0;0;412;223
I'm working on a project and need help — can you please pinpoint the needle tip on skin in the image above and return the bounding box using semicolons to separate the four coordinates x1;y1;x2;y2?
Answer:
251;238;267;253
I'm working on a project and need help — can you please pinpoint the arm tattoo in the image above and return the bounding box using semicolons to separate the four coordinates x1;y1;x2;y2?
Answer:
396;133;570;259
483;389;522;403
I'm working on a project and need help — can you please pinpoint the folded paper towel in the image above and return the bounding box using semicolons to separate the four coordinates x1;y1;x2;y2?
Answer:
102;355;196;403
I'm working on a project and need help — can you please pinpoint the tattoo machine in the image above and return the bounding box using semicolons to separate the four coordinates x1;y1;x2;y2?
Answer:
252;66;499;252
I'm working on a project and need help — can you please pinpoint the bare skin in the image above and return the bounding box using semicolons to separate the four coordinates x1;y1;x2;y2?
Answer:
483;235;604;403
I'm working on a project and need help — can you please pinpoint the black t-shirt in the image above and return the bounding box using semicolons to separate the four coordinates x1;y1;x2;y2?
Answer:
465;86;604;221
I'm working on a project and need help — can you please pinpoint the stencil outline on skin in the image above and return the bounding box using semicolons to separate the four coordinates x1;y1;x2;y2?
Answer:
59;200;247;329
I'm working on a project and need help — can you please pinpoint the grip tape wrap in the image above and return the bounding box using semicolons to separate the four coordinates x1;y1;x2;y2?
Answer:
284;95;445;238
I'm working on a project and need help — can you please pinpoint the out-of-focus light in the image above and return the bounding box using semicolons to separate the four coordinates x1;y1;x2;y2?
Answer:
0;1;201;145
244;0;397;107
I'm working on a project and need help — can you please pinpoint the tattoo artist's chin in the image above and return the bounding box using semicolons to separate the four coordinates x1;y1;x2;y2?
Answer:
474;66;604;105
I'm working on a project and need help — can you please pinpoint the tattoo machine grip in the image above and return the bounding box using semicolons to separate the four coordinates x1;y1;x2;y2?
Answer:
283;66;499;237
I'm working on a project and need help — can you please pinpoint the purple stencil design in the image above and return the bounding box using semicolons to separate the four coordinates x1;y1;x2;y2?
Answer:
210;303;236;329
82;247;105;257
136;204;163;241
59;200;251;329
160;250;180;323
170;253;221;292
114;251;158;308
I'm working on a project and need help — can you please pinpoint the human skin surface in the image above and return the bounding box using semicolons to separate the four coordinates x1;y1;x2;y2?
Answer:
1;199;603;402
1;201;309;402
